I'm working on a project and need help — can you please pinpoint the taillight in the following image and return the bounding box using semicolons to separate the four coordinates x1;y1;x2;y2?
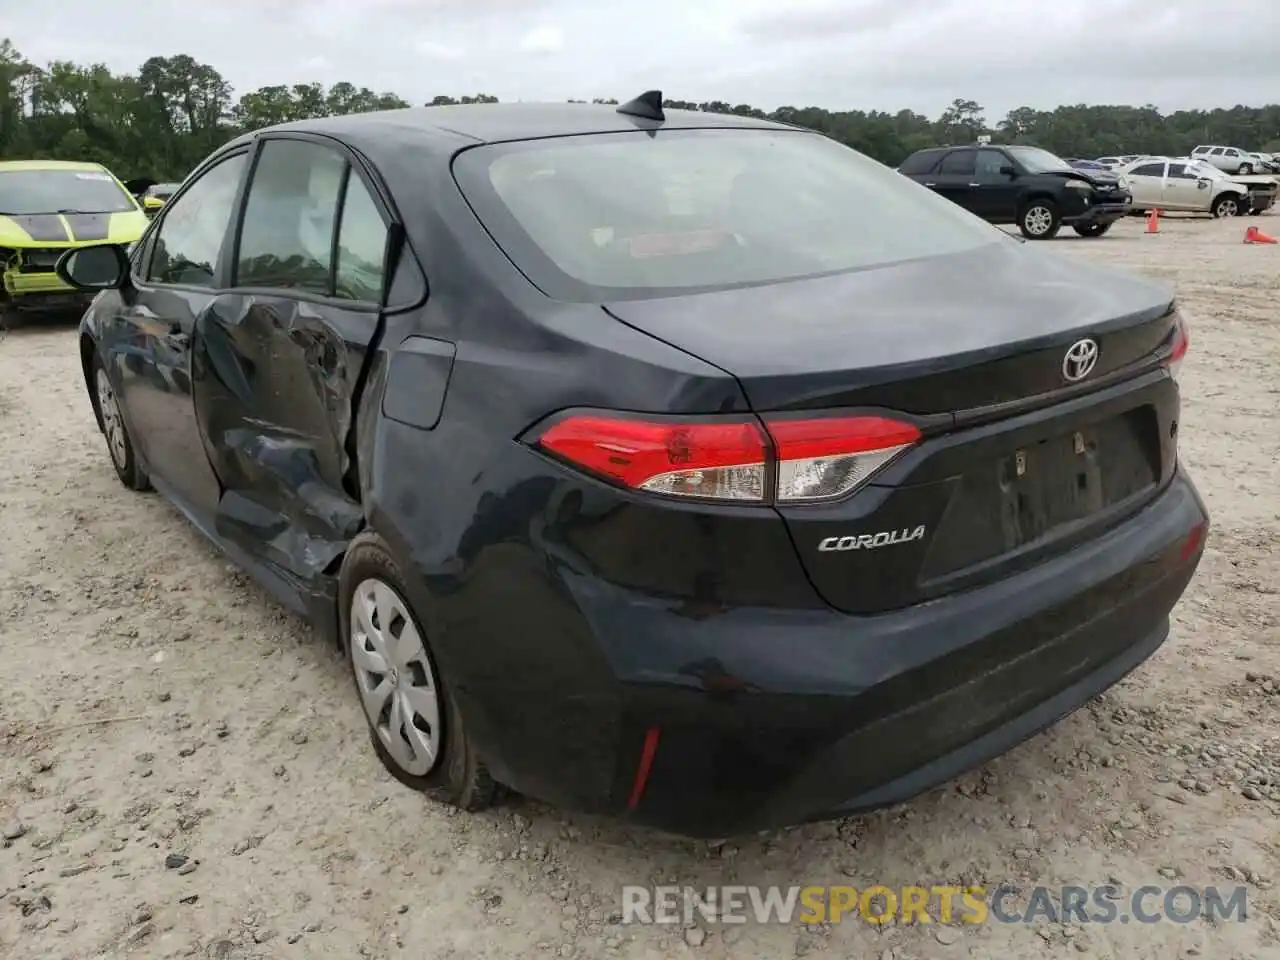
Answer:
764;415;921;502
1166;312;1189;381
533;415;769;501
528;411;921;504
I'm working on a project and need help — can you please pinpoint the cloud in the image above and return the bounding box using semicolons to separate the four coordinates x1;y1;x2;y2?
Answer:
518;25;564;54
415;39;465;61
2;0;1277;120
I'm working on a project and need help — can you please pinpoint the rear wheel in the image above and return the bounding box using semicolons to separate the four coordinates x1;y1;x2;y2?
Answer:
91;351;150;491
1018;200;1061;239
1213;195;1241;218
1072;222;1113;238
338;532;500;811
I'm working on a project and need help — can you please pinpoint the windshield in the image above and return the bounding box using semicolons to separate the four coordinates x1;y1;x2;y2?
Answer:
0;168;136;215
1006;146;1074;174
453;128;1006;302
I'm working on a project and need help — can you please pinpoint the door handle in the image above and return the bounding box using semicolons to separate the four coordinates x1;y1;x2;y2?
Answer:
924;182;936;187
968;182;981;187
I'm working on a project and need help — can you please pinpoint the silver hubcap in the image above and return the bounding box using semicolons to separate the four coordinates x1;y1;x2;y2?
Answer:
96;369;127;468
1219;200;1237;217
350;578;441;776
1025;207;1053;235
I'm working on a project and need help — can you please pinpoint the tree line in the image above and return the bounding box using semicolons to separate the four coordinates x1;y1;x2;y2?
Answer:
3;38;1279;182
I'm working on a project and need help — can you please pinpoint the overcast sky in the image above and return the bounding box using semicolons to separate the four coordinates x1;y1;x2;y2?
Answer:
3;0;1278;120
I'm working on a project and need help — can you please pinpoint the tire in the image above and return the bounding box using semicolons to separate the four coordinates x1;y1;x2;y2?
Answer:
338;531;499;811
1239;163;1254;175
90;350;150;491
1072;222;1112;237
1018;200;1061;239
1213;194;1242;218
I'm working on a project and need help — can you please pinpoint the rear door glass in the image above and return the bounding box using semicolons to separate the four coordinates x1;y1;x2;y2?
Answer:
937;150;976;176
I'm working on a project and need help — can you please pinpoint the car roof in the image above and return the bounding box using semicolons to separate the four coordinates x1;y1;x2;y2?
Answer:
0;159;109;172
228;102;795;155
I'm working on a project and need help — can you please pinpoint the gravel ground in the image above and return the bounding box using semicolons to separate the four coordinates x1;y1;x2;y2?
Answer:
1;213;1278;960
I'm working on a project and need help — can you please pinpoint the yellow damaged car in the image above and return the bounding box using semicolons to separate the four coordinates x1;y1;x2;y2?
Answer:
0;159;150;316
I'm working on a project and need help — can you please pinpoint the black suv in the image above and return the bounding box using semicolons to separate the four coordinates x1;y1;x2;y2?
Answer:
899;144;1133;240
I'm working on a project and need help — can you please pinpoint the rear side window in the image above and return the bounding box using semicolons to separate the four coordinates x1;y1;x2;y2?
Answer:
1130;163;1165;178
897;151;941;175
335;177;387;303
452;129;1004;302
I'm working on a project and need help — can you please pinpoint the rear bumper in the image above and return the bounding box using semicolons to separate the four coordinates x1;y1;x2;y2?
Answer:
1065;200;1132;226
449;469;1207;838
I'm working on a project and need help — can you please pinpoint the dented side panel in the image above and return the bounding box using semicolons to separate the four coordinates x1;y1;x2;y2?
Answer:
192;293;376;581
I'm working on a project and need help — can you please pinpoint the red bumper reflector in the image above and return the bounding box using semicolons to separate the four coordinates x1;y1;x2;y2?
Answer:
1180;521;1206;562
627;726;662;811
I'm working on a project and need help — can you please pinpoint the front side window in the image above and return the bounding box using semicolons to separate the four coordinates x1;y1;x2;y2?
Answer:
236;139;346;295
0;167;137;216
975;150;1009;178
147;153;248;287
453;129;1006;302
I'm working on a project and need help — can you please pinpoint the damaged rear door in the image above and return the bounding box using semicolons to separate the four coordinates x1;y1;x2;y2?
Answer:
192;135;391;586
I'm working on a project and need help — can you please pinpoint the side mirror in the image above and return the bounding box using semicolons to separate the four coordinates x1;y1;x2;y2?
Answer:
1197;179;1210;189
56;243;130;291
999;164;1017;177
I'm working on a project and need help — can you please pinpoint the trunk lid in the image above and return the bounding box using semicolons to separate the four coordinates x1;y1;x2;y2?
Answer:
605;241;1182;614
603;241;1175;416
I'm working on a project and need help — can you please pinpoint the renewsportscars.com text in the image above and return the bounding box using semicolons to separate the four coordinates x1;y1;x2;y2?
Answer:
621;884;1249;926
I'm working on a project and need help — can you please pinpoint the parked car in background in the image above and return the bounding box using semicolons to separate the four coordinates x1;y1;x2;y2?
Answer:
0;159;149;319
140;182;181;217
1067;158;1109;172
1120;157;1274;217
899;143;1132;238
1245;152;1279;174
1184;159;1278;212
53;97;1205;838
1190;145;1259;175
1095;155;1141;170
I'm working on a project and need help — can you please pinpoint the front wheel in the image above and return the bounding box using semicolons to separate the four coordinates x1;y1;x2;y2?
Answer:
1073;222;1113;237
1239;163;1254;175
1213;195;1241;218
91;352;150;491
338;532;500;811
1018;201;1061;239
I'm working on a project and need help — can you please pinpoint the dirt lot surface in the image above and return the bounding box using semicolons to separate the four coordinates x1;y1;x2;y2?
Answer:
2;213;1278;960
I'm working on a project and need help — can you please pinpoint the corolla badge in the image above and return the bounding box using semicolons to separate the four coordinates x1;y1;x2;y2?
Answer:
818;526;926;552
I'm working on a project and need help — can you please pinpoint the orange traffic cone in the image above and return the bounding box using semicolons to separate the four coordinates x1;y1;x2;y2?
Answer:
1145;209;1160;234
1244;225;1277;244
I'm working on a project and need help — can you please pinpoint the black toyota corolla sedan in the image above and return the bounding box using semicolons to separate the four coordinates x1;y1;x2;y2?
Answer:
58;93;1207;838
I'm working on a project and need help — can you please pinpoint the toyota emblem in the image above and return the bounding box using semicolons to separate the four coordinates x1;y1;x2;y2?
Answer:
1062;338;1099;382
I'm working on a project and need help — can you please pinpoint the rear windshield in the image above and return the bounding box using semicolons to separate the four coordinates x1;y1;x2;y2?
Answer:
453;128;1006;302
0;168;136;216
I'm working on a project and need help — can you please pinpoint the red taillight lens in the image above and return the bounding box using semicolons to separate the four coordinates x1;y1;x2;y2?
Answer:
1167;312;1189;380
530;412;921;504
534;415;770;501
765;415;922;502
